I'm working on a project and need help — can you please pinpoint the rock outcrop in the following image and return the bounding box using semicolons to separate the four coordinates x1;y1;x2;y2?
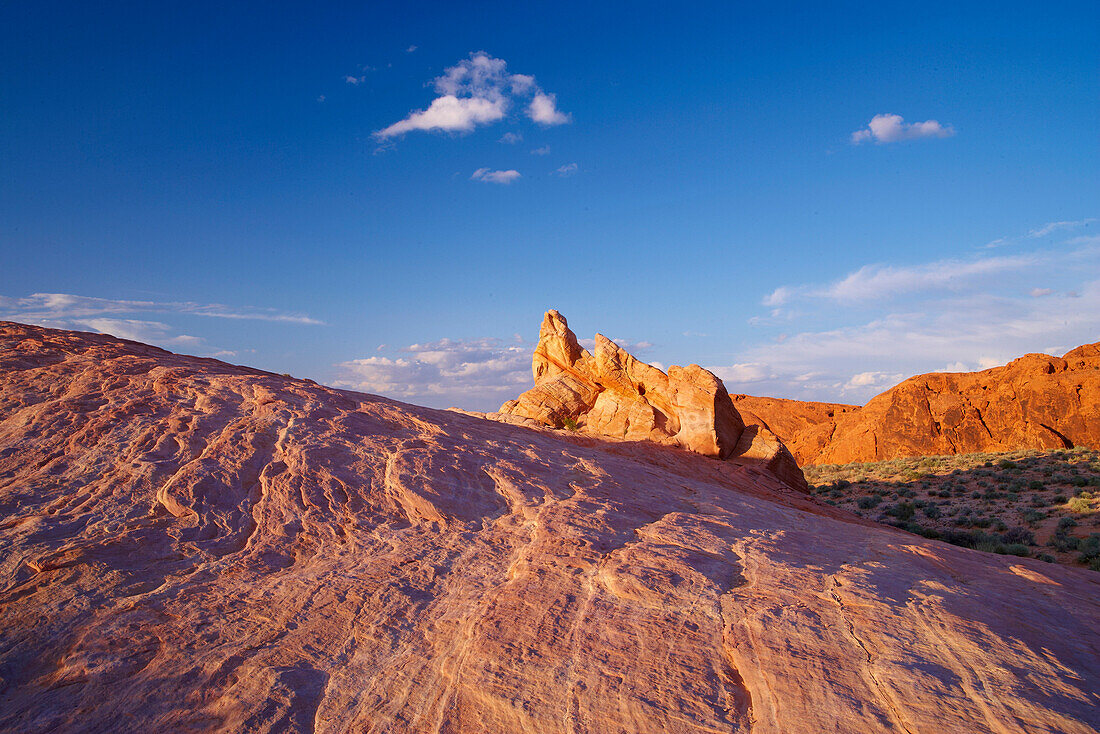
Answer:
733;342;1100;465
497;311;803;489
2;321;1099;733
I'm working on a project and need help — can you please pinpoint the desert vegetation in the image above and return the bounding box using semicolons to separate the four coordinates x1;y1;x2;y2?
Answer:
805;447;1100;570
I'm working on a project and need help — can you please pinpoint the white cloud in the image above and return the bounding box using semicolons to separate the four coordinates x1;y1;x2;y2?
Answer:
0;292;322;324
1030;287;1053;297
531;145;550;155
406;45;417;53
471;167;521;184
762;286;791;307
528;92;571;125
499;132;522;144
843;371;905;392
553;162;578;177
345;75;366;85
375;52;569;140
377;95;506;137
713;363;774;385
1027;219;1095;238
851;113;955;144
817;254;1034;302
334;337;533;410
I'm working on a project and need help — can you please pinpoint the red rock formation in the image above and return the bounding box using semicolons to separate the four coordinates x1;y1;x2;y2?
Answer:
2;321;1099;733
735;343;1100;465
496;311;803;489
731;394;859;465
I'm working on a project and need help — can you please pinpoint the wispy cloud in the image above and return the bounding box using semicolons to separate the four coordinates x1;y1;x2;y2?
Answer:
552;162;578;177
0;292;323;325
1027;219;1095;238
499;132;522;144
334;337;533;410
531;145;550;155
406;45;417;53
345;75;366;85
0;292;319;358
471;167;521;184
375;52;570;140
735;232;1100;403
851;113;954;144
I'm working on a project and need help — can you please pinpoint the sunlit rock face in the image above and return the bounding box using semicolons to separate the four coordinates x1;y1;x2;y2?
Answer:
496;310;804;490
734;343;1100;465
1;321;1099;734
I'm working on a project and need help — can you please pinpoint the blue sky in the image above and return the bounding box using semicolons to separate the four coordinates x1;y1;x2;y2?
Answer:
2;1;1097;409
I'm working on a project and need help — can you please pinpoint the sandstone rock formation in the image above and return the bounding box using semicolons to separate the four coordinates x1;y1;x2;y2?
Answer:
735;343;1100;465
2;321;1099;733
497;311;803;490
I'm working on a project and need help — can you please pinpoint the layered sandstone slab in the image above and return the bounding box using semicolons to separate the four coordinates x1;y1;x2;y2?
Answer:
736;343;1100;465
498;311;803;490
1;322;1099;733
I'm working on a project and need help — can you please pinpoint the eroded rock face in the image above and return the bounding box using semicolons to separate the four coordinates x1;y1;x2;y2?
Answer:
498;312;801;482
2;321;1099;734
735;343;1100;465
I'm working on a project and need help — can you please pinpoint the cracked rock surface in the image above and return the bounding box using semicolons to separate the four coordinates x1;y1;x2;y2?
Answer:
1;321;1098;733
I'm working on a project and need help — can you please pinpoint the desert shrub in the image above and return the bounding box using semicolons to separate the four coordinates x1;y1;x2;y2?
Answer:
971;491;982;499
1078;535;1100;562
1024;510;1047;524
922;504;941;519
1067;497;1092;513
1050;531;1080;553
1071;476;1090;487
833;479;851;490
1052;494;1068;504
1058;516;1078;530
1001;527;1035;545
856;495;882;510
1028;480;1045;490
886;502;916;521
999;460;1019;470
1037;553;1056;563
1030;495;1049;507
1001;544;1030;557
561;417;579;431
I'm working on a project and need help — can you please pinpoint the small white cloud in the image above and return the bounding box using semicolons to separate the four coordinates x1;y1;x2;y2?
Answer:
345;75;366;85
762;286;791;307
316;95;326;103
334;336;533;410
376;52;569;140
1027;219;1095;238
531;145;550;155
1030;287;1053;297
499;131;522;144
938;361;970;372
713;363;774;384
844;371;904;391
406;45;417;53
553;162;578;177
528;92;571;125
377;95;505;138
851;113;955;145
471;167;521;184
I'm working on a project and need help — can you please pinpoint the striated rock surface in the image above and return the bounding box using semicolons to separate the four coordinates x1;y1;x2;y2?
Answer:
2;321;1100;734
499;311;805;489
738;343;1100;465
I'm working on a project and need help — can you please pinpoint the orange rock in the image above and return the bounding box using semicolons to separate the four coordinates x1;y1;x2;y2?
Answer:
731;342;1100;465
1;320;1098;733
498;312;800;488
